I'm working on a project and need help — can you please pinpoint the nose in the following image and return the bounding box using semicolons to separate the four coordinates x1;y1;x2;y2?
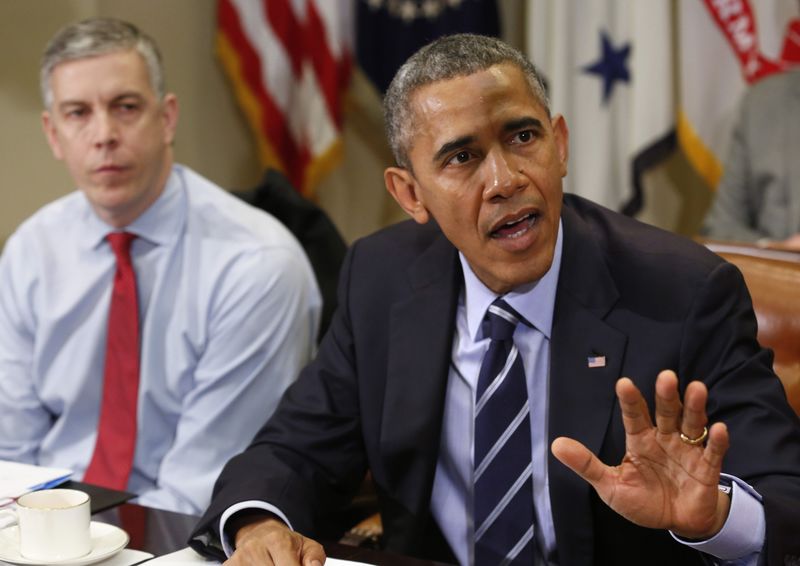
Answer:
92;111;119;150
481;147;526;201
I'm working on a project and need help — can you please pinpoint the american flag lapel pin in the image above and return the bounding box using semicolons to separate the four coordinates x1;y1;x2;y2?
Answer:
587;355;606;368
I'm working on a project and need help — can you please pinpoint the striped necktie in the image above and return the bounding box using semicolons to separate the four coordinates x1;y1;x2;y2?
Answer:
474;298;535;565
84;232;140;490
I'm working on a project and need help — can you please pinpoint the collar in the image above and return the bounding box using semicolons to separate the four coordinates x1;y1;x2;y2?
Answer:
80;165;186;251
459;220;563;341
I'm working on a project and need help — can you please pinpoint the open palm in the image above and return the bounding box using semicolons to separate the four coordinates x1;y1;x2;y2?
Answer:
552;370;731;539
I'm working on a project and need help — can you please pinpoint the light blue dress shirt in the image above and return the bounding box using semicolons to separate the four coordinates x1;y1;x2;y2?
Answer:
0;164;321;515
430;222;764;565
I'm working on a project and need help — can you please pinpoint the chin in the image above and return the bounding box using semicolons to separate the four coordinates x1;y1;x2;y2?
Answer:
484;269;541;295
506;258;555;290
471;245;556;293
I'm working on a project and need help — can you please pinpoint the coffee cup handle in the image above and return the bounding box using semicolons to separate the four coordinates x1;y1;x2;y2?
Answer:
0;508;19;527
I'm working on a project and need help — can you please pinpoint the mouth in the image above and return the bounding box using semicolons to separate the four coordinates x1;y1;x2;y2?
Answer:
94;164;127;174
490;211;538;240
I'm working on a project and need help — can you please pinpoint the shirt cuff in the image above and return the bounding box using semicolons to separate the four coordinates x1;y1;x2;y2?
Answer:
218;500;294;558
671;474;764;561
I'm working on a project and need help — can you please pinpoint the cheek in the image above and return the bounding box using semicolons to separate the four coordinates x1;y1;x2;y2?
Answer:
60;144;87;168
528;164;563;198
139;126;169;154
436;193;480;228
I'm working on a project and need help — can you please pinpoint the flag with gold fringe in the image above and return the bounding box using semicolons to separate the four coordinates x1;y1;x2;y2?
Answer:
216;0;353;195
678;0;799;191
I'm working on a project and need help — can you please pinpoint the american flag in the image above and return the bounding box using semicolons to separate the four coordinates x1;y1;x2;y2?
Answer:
587;355;606;368
216;0;353;195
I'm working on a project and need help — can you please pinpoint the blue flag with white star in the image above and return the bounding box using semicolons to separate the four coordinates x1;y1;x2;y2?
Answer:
582;30;631;104
356;0;500;94
527;0;675;215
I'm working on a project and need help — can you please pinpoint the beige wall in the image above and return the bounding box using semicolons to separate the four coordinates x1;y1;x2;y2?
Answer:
0;1;702;249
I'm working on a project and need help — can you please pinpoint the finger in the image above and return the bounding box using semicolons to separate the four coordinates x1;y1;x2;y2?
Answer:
551;437;613;490
300;537;326;566
262;550;299;566
680;380;709;442
615;377;653;436
225;546;276;566
265;539;304;566
654;370;682;435
703;422;729;472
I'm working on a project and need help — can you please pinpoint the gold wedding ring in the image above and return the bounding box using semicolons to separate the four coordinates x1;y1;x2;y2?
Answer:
680;426;708;446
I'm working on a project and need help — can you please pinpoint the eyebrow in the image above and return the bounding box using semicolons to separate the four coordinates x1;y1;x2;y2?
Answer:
110;92;146;104
56;100;85;111
502;116;544;134
431;116;546;164
433;135;476;164
56;92;145;110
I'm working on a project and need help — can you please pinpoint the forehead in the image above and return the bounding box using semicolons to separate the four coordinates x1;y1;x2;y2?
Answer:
407;64;546;144
49;49;152;101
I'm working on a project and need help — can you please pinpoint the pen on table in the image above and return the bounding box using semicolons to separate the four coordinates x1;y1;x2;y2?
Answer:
26;474;72;492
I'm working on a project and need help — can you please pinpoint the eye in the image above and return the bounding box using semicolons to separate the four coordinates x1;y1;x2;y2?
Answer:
446;150;472;166
64;107;87;119
511;130;535;144
115;102;140;114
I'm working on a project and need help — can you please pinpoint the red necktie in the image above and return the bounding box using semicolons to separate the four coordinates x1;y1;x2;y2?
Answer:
84;232;140;490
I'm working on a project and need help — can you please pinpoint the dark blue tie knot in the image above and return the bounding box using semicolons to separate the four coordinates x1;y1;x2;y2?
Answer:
484;299;520;342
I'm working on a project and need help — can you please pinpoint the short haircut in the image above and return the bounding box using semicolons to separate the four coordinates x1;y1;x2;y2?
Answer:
40;17;165;109
383;33;550;170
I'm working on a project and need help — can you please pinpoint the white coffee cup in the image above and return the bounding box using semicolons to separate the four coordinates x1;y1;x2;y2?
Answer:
1;489;92;561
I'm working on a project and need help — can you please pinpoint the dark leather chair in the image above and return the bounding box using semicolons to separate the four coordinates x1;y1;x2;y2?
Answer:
234;169;348;342
704;241;800;415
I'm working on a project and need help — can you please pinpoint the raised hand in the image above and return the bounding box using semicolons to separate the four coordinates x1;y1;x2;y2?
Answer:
551;370;731;539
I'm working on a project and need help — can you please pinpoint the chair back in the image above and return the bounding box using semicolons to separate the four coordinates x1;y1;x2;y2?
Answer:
234;169;348;343
707;245;800;415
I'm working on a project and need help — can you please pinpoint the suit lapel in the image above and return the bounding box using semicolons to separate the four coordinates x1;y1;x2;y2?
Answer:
548;204;627;566
380;230;461;515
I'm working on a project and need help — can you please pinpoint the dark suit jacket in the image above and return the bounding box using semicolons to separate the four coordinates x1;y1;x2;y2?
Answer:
191;195;800;565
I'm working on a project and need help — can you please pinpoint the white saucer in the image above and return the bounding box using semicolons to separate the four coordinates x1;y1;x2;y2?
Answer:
0;521;129;566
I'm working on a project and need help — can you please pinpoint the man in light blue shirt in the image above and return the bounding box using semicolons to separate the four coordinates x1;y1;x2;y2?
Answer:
189;34;800;565
0;18;321;515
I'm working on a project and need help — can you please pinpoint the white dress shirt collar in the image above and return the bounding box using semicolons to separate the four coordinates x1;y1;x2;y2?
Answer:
80;166;186;251
458;220;563;341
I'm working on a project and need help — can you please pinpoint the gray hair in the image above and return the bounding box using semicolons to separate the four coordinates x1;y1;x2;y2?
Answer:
384;33;550;169
41;18;165;109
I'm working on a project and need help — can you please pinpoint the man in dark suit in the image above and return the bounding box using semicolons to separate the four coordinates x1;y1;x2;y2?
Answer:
190;34;800;565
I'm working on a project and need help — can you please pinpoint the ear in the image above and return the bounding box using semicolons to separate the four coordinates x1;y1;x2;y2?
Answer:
551;113;569;178
41;110;64;161
384;166;430;224
161;93;179;144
